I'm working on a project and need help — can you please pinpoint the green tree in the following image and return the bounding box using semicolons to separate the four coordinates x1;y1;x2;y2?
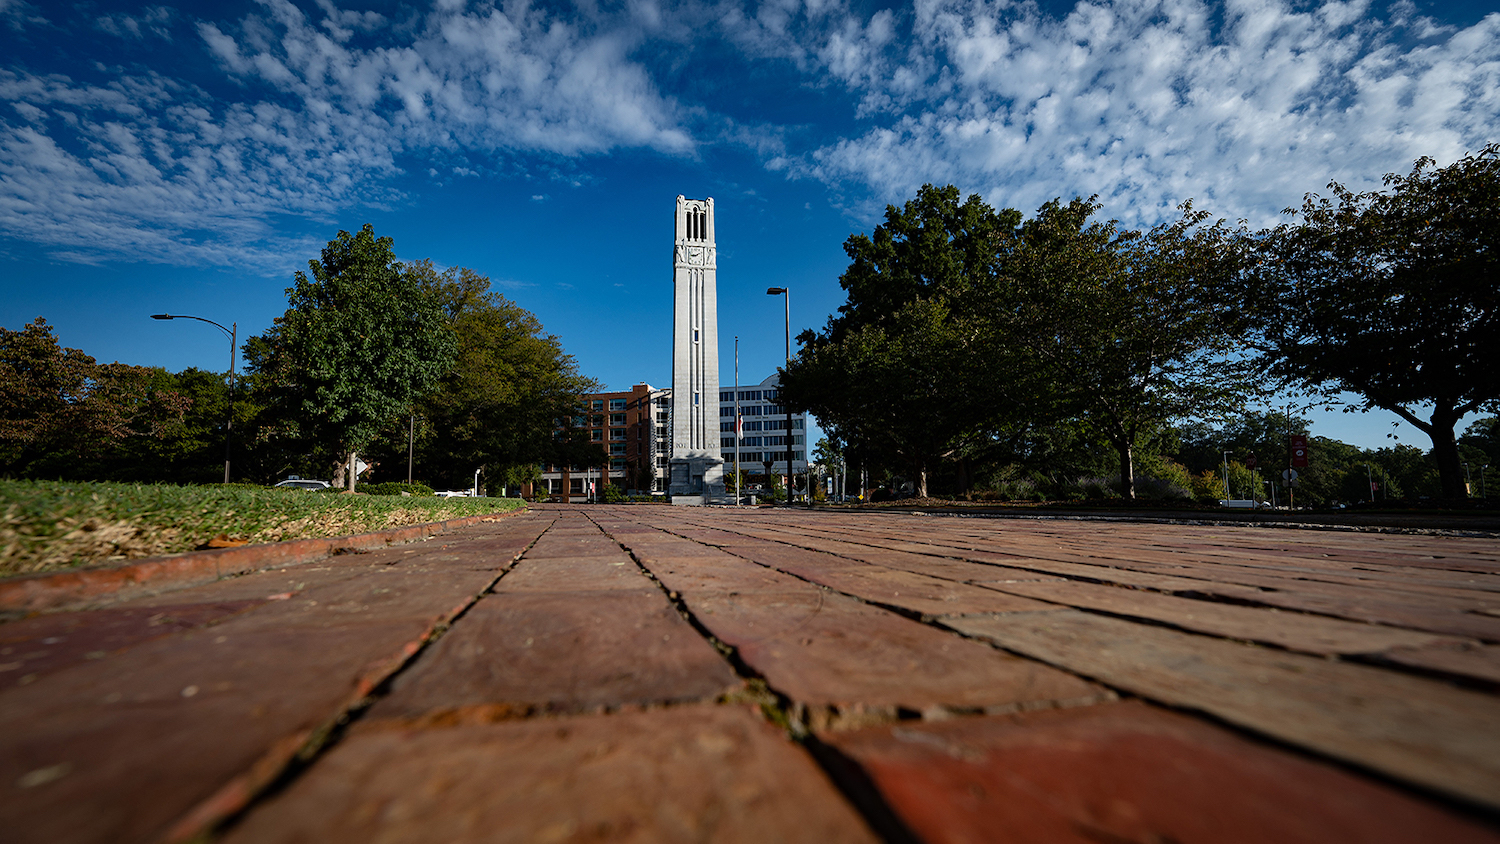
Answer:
781;185;1023;497
0;319;191;479
377;261;599;490
1004;198;1256;498
247;225;457;491
1250;145;1500;498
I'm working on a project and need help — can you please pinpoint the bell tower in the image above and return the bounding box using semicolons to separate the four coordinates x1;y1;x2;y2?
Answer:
668;195;724;503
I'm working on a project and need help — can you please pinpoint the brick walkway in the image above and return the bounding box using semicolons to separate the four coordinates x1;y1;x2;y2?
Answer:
3;504;1499;842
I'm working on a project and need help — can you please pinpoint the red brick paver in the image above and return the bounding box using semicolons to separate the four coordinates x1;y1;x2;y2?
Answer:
2;504;1497;843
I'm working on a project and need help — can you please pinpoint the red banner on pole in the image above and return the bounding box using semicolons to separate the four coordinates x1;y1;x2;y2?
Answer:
1290;435;1309;468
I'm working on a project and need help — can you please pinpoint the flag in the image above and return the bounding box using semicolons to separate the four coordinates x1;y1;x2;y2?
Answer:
735;412;743;441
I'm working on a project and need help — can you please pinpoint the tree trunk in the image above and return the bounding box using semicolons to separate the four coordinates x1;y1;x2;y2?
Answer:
915;459;929;499
1390;402;1467;499
332;458;346;490
1427;414;1466;499
347;451;358;492
1116;438;1136;500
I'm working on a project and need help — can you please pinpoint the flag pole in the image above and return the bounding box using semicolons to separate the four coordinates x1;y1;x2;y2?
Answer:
734;335;741;507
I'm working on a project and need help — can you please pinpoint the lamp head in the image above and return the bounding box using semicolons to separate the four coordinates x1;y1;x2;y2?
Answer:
150;313;173;320
766;287;787;295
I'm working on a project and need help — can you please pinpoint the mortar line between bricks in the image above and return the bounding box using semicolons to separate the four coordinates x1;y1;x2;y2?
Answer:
595;509;1500;828
640;518;1500;822
662;513;1494;647
582;511;926;844
729;506;1500;539
184;516;558;844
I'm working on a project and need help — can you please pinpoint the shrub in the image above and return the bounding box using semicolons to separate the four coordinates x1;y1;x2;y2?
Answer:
602;484;626;503
361;482;435;496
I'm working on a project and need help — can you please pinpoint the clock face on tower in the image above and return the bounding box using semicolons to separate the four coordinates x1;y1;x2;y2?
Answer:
686;245;705;266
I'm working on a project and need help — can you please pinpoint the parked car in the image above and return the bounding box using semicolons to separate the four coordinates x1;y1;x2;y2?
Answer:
274;477;331;490
434;490;472;498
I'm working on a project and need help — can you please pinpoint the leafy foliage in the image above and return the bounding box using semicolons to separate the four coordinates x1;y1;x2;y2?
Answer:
246;225;457;489
0;319;194;480
368;261;600;491
1250;144;1500;497
783;185;1254;499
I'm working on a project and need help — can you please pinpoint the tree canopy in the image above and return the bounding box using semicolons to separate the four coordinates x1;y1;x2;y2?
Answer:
1250;144;1500;498
780;185;1022;497
0;319;192;480
782;185;1253;498
373;261;601;490
246;224;457;490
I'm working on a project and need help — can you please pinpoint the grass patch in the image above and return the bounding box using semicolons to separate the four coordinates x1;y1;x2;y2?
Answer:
0;480;525;578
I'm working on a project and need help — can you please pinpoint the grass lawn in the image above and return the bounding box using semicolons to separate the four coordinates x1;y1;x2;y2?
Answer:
0;480;525;578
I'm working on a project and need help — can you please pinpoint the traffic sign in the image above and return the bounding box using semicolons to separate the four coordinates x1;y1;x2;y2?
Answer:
1282;469;1299;481
1245;453;1257;469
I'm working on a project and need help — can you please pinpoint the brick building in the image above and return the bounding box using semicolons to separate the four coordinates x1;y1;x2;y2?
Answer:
538;383;669;502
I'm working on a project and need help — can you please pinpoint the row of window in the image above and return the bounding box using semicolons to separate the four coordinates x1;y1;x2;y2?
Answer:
718;389;778;402
720;435;803;448
587;399;630;412
719;419;804;433
725;451;804;464
719;404;787;417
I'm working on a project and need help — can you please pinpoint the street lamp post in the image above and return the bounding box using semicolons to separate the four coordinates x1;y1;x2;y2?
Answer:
1221;451;1232;501
151;313;236;483
766;287;791;505
1364;463;1376;503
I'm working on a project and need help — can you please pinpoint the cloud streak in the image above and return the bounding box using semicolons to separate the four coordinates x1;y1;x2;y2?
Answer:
768;0;1500;225
1;0;1497;270
0;0;692;270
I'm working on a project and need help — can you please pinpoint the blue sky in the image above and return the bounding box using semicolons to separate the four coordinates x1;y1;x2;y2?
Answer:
2;0;1497;453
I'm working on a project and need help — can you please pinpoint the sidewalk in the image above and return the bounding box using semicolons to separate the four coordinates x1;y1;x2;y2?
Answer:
3;504;1498;842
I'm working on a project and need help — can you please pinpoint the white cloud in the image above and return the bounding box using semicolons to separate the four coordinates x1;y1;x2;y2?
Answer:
772;0;1500;226
0;0;693;269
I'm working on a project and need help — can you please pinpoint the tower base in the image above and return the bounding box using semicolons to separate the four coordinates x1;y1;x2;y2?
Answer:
668;454;726;505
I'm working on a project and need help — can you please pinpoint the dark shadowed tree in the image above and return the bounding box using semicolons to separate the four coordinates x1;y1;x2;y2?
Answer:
246;225;457;490
1002;198;1257;498
1250;145;1500;498
373;261;600;491
0;318;191;479
781;185;1023;497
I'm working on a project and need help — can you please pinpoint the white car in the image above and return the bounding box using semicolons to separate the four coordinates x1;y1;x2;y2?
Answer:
434;490;472;498
274;478;332;490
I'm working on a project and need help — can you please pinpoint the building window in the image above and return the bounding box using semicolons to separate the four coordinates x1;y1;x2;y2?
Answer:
738;390;761;401
592;400;604;411
591;430;602;441
720;391;734;402
693;328;700;343
609;399;626;411
721;438;735;448
740;451;761;463
611;459;626;471
693;391;700;405
610;429;627;441
743;436;762;447
609;413;626;426
570;478;584;494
